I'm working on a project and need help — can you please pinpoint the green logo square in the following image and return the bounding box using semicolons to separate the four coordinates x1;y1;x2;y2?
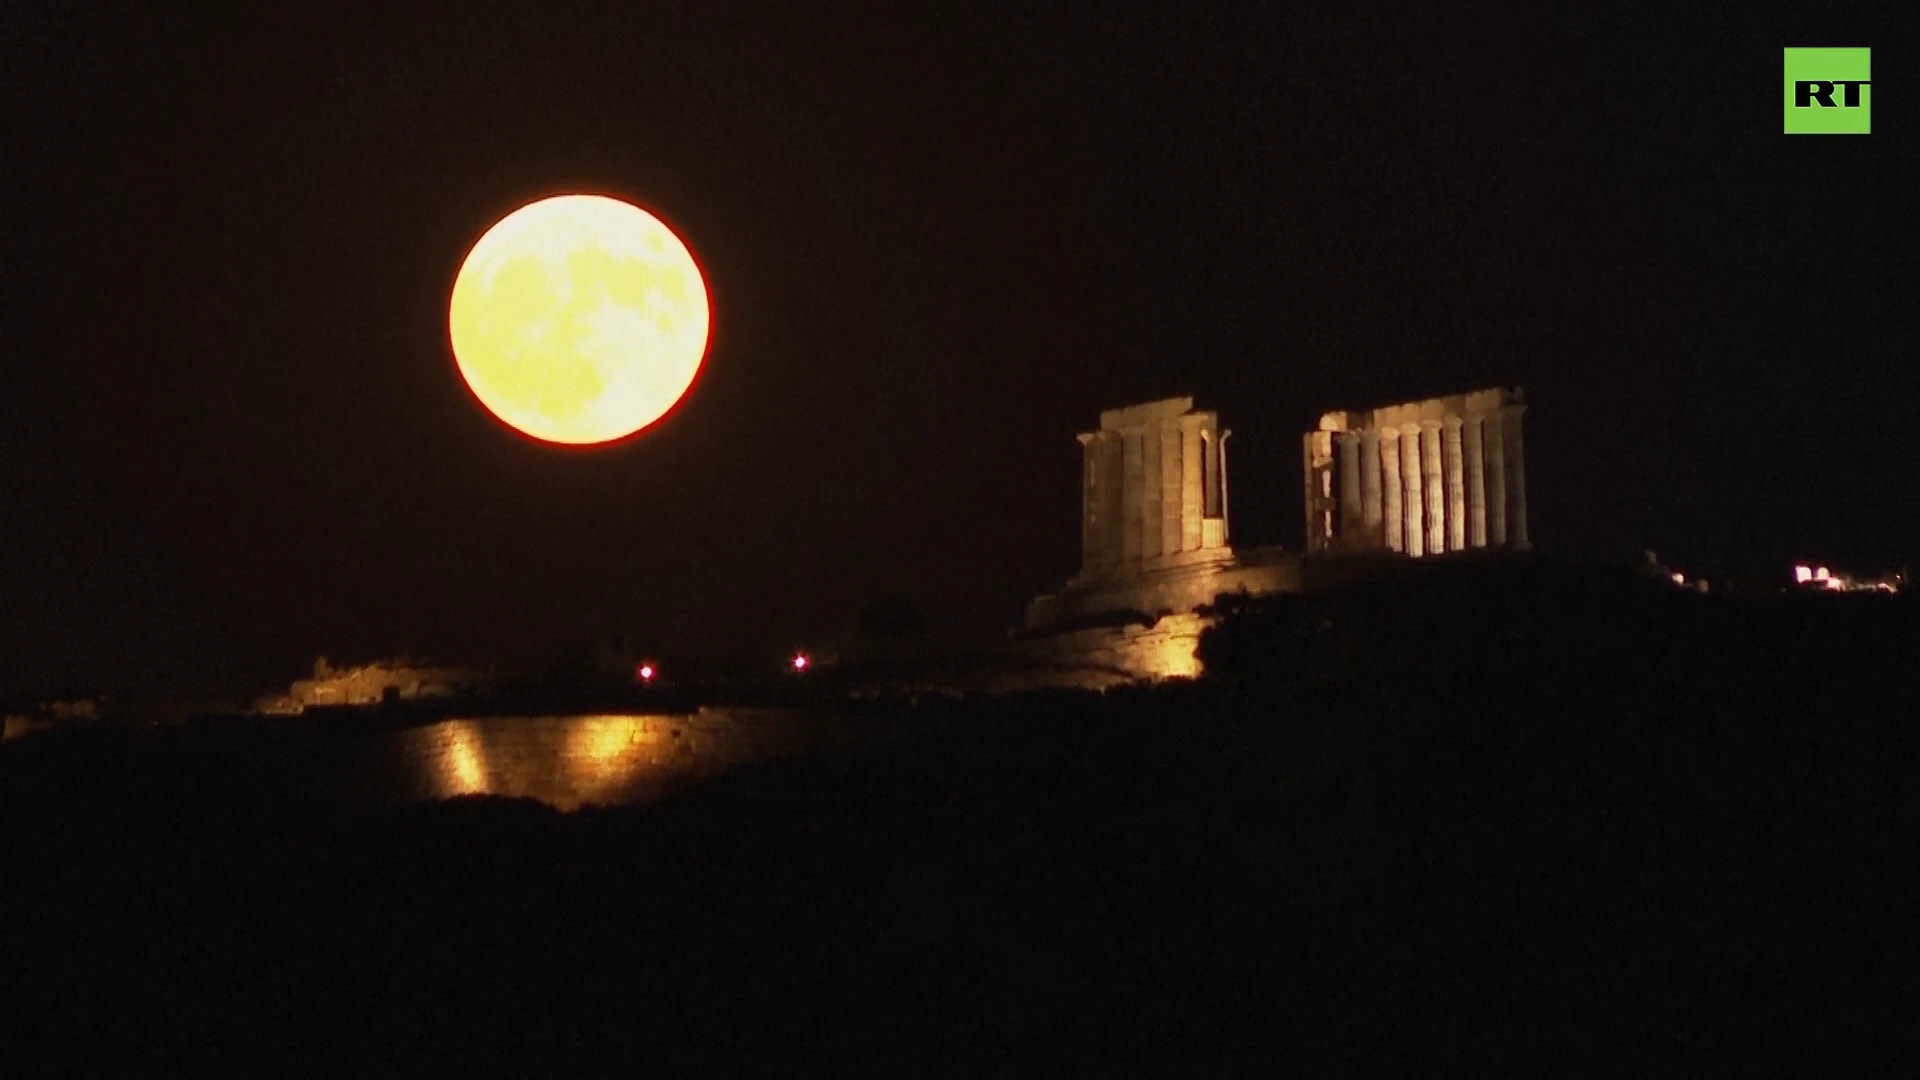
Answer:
1785;47;1870;134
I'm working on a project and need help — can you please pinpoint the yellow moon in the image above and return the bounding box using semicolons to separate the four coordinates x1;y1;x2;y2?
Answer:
448;194;709;445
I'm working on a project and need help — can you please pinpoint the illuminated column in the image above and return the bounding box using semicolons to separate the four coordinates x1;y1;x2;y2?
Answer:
1180;418;1204;551
1443;415;1466;553
1160;423;1182;556
1464;414;1487;548
1503;403;1529;551
1219;429;1233;544
1142;421;1164;558
1303;433;1323;552
1098;432;1124;565
1203;431;1219;517
1077;433;1099;568
1420;420;1444;557
1122;426;1144;562
1200;429;1225;550
1485;409;1508;547
1360;429;1383;549
1400;427;1424;558
1335;431;1361;546
1381;427;1404;554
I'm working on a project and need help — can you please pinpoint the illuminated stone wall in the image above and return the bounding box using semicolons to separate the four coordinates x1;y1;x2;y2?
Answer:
1006;612;1215;690
344;710;855;812
0;710;868;816
256;658;484;715
1026;547;1298;630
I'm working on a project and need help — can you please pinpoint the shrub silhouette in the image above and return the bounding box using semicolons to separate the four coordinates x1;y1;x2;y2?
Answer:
856;594;926;638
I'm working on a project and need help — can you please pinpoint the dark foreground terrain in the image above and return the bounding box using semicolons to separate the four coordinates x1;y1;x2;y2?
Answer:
4;562;1915;1071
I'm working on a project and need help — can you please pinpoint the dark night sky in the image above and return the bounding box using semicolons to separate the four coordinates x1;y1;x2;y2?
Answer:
3;3;1914;696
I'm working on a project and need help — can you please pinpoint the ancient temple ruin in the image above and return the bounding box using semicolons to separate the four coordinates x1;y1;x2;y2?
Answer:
1018;386;1534;687
1303;387;1529;557
1026;397;1294;631
1074;397;1233;577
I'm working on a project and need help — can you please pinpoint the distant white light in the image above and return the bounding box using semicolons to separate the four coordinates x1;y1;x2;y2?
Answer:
637;663;655;682
1814;566;1831;581
1794;565;1813;584
792;653;809;672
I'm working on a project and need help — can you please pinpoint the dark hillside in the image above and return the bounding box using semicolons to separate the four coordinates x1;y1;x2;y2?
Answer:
3;563;1913;1071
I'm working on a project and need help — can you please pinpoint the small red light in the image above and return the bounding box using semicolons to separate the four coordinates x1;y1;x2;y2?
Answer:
638;664;655;682
792;654;809;671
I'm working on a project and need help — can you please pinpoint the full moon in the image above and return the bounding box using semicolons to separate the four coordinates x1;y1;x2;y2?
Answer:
448;194;710;445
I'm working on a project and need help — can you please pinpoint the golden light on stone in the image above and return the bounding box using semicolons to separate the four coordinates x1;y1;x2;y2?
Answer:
445;722;488;795
568;714;661;794
448;194;710;445
578;714;646;765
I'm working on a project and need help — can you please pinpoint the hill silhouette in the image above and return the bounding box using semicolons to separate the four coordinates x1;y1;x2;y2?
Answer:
2;560;1913;1071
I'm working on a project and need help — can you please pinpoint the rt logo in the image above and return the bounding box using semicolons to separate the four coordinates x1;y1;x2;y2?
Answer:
1785;47;1870;134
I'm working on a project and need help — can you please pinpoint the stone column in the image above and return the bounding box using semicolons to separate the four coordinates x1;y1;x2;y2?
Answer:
1400;427;1424;558
1203;431;1219;519
1122;426;1144;562
1160;423;1182;556
1484;409;1507;547
1180;419;1203;551
1360;429;1383;549
1099;432;1124;564
1420;420;1445;557
1219;430;1233;544
1142;422;1163;559
1303;433;1323;553
1200;429;1226;550
1503;404;1529;551
1334;432;1361;547
1077;433;1099;568
1464;414;1487;548
1381;427;1404;554
1442;415;1466;553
